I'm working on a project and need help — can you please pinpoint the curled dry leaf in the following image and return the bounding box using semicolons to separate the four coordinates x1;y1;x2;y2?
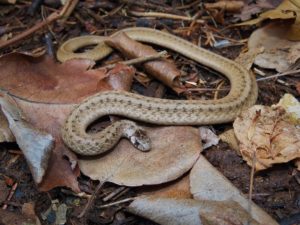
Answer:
204;1;244;13
105;32;185;93
128;196;260;225
0;53;135;191
233;105;300;171
190;155;279;225
79;127;201;186
248;23;300;72
0;93;54;184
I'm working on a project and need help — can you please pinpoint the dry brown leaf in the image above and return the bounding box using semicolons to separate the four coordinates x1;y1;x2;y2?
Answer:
79;127;201;186
128;196;260;225
0;53;135;191
248;22;300;72
105;32;185;93
140;175;191;199
190;155;279;225
233;105;300;171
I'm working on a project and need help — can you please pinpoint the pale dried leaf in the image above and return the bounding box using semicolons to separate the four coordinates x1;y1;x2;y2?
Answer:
128;197;260;225
248;23;300;72
0;94;54;184
276;93;300;125
233;105;300;170
190;155;279;225
79;127;201;186
199;126;219;149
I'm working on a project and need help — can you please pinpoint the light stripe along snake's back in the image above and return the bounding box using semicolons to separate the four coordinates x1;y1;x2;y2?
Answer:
58;28;258;156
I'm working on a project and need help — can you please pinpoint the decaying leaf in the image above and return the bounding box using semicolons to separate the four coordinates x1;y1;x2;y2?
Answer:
248;23;300;72
0;53;135;191
105;32;185;93
190;155;279;225
0;93;54;184
128;196;260;225
233;105;300;171
79;127;201;186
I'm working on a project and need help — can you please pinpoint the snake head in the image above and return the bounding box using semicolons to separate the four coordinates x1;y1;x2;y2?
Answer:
130;129;151;152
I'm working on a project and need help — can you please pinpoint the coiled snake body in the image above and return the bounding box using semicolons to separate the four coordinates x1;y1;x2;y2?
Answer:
58;28;258;156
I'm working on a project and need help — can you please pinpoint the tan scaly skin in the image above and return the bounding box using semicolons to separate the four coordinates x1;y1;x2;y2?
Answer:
58;28;258;156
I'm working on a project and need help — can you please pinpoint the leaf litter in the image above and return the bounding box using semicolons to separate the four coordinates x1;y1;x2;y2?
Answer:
0;0;299;224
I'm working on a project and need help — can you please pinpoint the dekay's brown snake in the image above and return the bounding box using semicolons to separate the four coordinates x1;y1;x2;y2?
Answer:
58;28;258;156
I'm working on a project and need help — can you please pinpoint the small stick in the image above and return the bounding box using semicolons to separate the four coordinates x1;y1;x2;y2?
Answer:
98;197;136;209
256;69;300;81
103;187;127;202
78;181;105;218
2;182;18;210
247;151;256;225
128;11;205;24
102;50;168;69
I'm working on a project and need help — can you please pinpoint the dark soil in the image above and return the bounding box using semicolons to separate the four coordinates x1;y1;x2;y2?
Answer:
0;1;299;225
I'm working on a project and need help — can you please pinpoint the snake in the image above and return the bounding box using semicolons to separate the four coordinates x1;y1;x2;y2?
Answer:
58;27;258;156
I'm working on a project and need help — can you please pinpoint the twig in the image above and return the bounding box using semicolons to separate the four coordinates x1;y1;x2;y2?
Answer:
256;69;300;81
103;187;127;202
248;151;256;225
60;0;79;22
78;181;105;218
103;50;168;69
2;182;18;210
128;11;205;24
98;197;136;209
